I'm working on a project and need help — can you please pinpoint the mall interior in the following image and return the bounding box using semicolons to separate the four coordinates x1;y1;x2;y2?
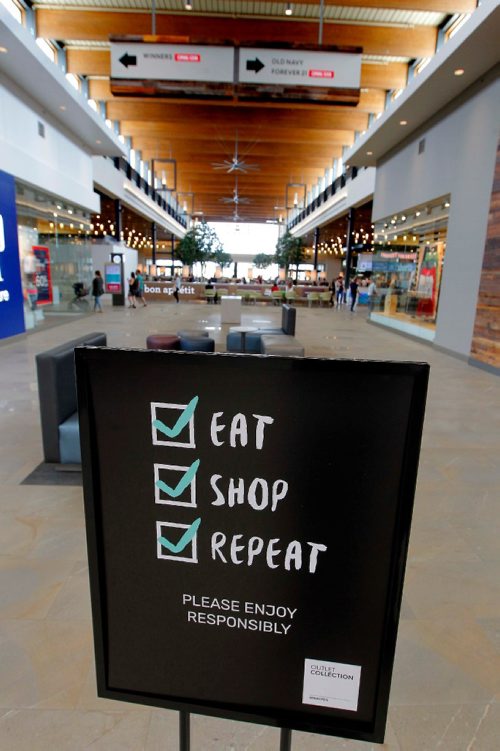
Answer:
0;0;499;748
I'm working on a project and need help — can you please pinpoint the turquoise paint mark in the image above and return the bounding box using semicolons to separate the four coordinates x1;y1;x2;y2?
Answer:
153;395;199;439
156;459;200;499
158;517;201;554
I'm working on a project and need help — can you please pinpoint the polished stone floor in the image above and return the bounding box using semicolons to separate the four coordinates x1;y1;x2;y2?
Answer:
0;299;499;750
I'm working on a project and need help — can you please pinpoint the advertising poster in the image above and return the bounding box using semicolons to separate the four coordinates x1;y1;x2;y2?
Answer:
104;262;122;293
77;349;428;743
0;170;25;339
32;246;53;305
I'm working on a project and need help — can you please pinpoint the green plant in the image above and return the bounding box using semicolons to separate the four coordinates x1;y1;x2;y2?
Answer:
274;232;306;277
211;247;233;270
253;253;274;269
175;222;226;273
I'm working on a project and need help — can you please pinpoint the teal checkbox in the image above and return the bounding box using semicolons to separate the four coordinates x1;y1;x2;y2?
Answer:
156;519;201;563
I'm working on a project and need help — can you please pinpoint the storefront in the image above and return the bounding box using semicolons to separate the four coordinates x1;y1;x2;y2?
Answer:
369;199;449;341
15;182;94;330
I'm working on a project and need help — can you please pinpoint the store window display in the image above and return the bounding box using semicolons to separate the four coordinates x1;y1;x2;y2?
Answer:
370;199;449;338
15;183;94;328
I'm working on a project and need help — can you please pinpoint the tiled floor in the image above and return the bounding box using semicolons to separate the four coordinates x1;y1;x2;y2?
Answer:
0;300;499;750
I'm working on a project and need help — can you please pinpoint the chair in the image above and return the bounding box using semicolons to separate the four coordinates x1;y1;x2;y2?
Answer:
307;292;320;307
285;290;296;304
272;290;284;306
205;289;217;304
36;332;107;465
319;291;331;307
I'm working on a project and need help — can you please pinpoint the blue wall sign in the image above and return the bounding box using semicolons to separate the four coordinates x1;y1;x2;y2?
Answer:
0;170;25;340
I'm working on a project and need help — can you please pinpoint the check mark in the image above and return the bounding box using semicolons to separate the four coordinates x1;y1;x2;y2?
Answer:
155;459;200;498
153;395;199;439
158;518;201;554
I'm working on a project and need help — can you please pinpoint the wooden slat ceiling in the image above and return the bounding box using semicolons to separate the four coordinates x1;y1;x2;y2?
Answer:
33;0;475;222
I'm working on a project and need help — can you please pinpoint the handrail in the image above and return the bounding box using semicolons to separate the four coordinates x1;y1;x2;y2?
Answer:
110;157;188;228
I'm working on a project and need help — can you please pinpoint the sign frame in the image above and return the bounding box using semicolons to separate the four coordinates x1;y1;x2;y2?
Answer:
76;348;429;744
104;262;123;294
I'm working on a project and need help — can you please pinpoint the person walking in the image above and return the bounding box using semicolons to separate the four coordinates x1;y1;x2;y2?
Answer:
173;273;181;304
92;270;104;313
328;279;335;307
349;277;359;312
135;269;147;307
367;278;377;313
128;271;138;308
335;276;344;308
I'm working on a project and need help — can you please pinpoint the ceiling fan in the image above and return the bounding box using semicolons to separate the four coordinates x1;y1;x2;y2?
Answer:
211;133;259;174
218;177;252;205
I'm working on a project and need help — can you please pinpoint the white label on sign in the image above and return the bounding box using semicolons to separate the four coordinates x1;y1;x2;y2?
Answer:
110;44;234;83
239;48;361;89
302;658;361;711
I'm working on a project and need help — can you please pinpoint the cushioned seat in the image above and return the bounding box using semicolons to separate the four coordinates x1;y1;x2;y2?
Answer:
261;335;305;357
226;328;283;353
176;329;209;339
36;331;107;465
146;334;181;350
58;413;81;464
226;304;296;353
179;336;215;352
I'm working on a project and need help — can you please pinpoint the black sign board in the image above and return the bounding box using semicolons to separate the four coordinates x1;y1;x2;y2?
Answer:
76;348;428;743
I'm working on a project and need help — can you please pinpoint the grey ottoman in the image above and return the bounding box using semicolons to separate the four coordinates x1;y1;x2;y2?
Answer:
260;335;305;357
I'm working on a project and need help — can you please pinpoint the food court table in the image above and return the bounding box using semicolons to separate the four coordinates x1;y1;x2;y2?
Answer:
220;295;242;323
229;325;258;353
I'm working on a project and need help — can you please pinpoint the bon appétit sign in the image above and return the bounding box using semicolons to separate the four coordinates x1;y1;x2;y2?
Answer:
76;348;428;743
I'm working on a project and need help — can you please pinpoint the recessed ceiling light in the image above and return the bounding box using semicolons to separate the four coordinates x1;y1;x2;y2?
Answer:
59;105;66;111
96;139;101;144
400;120;408;126
366;151;373;156
454;68;465;76
0;47;8;54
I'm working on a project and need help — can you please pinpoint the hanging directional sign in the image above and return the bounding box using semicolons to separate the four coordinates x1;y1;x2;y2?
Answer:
239;48;361;88
110;43;234;82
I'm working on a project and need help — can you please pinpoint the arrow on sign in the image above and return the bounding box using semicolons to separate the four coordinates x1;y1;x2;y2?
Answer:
246;58;265;74
119;53;137;68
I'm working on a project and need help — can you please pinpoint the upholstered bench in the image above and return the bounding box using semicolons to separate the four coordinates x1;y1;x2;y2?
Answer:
58;413;81;464
260;335;305;357
36;331;107;465
226;304;296;353
146;334;181;350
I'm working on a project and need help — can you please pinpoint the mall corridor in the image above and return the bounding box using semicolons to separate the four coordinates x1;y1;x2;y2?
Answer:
0;302;499;750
